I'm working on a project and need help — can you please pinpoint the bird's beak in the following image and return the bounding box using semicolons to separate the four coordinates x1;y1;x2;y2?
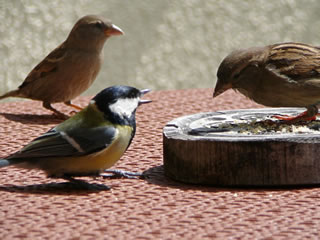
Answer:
213;81;232;98
139;89;152;105
105;24;124;36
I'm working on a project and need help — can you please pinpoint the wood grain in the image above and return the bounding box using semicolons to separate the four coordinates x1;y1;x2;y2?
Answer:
163;109;320;186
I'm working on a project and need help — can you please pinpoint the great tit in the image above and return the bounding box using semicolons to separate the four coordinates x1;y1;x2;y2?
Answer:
0;85;151;188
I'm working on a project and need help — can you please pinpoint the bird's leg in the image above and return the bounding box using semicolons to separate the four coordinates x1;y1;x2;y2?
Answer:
43;102;68;119
272;105;318;123
101;169;144;179
64;100;83;111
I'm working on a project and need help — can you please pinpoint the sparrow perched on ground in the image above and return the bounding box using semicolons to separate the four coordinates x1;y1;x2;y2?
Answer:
213;42;320;122
0;15;124;118
0;85;151;189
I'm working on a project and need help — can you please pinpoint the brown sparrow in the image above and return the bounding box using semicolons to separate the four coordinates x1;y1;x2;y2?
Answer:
0;15;124;117
213;42;320;122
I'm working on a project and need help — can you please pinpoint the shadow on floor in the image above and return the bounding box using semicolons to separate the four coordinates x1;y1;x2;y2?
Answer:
143;165;320;192
0;180;111;195
0;112;63;125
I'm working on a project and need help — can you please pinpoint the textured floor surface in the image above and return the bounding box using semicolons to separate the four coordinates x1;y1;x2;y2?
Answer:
0;88;319;239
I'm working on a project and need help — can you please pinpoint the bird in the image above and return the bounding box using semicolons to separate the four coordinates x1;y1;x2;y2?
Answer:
0;85;151;189
0;15;124;118
213;42;320;123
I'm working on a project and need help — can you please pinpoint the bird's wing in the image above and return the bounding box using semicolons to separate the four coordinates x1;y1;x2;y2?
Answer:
19;42;67;88
8;126;117;160
265;43;320;82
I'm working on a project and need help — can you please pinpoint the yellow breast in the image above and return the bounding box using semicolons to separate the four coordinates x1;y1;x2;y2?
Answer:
43;125;133;177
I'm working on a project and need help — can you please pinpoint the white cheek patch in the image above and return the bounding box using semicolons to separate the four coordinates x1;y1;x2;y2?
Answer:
109;98;139;118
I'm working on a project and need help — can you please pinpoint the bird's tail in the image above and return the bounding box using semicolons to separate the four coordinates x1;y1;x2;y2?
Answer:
0;89;21;100
0;159;11;168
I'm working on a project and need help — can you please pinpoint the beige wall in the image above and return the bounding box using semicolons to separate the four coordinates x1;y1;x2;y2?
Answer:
0;0;320;96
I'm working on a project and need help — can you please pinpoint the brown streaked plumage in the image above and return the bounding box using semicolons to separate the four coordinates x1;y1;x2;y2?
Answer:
213;42;320;122
0;15;124;118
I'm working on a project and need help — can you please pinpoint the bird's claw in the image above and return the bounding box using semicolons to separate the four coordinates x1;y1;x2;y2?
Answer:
272;113;316;123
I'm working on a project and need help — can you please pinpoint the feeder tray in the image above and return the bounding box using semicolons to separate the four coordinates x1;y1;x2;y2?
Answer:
163;108;320;186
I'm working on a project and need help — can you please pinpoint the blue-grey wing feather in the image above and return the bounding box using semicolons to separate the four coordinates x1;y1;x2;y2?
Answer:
68;127;116;154
8;126;116;160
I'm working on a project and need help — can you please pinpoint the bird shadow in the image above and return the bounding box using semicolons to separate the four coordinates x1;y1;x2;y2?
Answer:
0;112;63;125
0;181;111;195
143;165;320;192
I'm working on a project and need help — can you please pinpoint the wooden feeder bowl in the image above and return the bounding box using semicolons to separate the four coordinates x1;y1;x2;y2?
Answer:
163;108;320;186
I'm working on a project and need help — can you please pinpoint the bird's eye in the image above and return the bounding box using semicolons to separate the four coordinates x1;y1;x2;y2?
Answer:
95;21;104;29
233;72;241;79
110;99;117;104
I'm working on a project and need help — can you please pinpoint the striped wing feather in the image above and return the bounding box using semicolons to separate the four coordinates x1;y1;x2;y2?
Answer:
267;43;320;81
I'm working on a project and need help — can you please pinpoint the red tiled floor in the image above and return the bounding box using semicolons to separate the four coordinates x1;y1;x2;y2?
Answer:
0;88;319;239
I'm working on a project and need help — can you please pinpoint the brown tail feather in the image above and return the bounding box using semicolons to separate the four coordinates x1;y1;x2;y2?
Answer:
0;89;22;100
